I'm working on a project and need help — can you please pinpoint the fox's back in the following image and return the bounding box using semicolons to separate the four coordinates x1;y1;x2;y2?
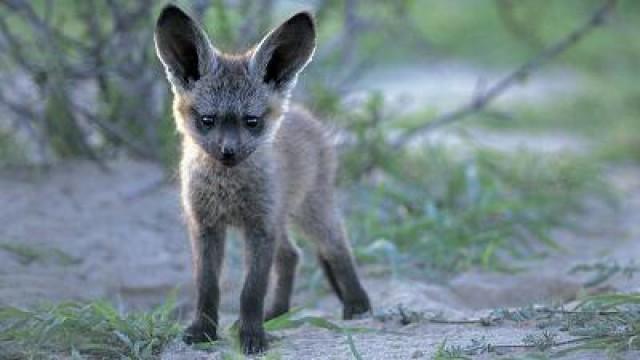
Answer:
273;105;337;215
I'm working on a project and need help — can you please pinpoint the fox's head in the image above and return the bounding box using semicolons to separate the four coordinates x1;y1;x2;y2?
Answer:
155;5;315;167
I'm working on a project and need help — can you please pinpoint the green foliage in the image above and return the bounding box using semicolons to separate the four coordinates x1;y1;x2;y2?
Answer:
44;87;89;158
344;143;607;273
336;92;390;183
432;339;471;360
157;109;181;168
0;296;181;359
263;308;370;334
306;81;345;118
309;80;612;275
407;0;640;70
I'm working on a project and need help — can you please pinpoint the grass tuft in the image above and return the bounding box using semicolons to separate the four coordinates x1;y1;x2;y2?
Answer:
0;295;181;359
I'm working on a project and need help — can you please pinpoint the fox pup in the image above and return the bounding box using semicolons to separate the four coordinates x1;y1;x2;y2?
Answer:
154;5;371;354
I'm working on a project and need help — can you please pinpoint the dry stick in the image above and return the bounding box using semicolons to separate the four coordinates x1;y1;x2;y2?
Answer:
391;0;617;149
74;106;157;162
487;337;591;352
0;90;50;162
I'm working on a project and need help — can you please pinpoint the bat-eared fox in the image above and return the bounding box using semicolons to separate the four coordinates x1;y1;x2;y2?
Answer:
154;4;371;354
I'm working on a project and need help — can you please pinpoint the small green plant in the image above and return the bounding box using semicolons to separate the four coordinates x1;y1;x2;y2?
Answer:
263;308;370;334
432;339;471;360
0;295;181;359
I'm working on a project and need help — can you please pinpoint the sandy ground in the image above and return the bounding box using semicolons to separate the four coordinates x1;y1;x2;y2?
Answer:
1;157;639;359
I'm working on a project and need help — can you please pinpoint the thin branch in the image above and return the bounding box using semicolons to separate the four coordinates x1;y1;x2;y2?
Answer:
0;12;41;74
392;0;617;148
74;106;159;162
0;89;49;161
487;336;591;351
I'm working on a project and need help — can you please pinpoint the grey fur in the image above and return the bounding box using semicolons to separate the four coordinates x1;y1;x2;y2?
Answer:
155;5;371;355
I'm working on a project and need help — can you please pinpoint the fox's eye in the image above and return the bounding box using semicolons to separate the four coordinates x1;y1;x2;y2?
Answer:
244;115;260;129
200;115;216;127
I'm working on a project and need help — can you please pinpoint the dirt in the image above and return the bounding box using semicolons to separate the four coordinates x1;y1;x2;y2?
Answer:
0;157;639;359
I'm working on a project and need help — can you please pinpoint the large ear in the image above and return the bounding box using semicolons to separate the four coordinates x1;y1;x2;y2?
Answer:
249;12;316;93
154;5;216;90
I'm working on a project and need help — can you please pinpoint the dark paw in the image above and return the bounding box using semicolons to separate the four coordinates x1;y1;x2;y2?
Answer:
343;296;372;320
183;320;217;345
239;326;268;355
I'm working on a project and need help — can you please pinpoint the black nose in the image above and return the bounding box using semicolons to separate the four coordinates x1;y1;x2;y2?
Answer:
221;147;235;160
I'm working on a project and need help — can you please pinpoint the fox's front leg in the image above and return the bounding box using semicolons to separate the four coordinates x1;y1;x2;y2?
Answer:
183;221;226;344
239;223;275;354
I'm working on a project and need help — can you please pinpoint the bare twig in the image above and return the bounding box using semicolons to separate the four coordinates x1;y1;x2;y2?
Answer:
392;0;617;148
0;87;50;162
74;106;158;161
487;336;591;351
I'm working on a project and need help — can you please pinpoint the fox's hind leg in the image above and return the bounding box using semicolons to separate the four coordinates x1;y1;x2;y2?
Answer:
294;193;371;319
265;226;300;321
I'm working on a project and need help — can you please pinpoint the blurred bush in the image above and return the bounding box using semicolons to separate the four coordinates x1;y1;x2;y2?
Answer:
0;0;425;166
